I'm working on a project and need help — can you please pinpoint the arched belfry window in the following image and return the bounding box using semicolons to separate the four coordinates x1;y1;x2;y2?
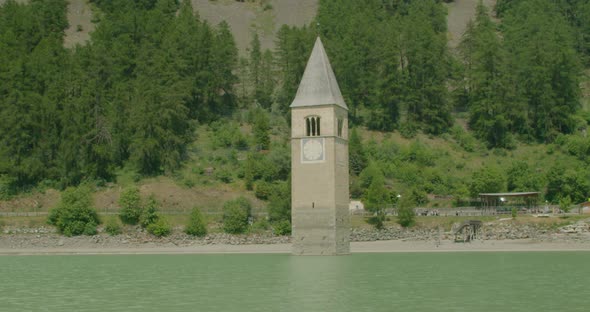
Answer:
305;116;321;137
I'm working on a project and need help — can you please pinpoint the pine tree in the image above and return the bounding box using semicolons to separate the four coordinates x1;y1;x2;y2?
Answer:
397;193;416;228
364;172;389;214
503;0;581;142
248;33;274;109
349;128;368;176
249;32;262;95
185;207;207;236
212;20;239;115
129;41;192;175
400;0;452;134
0;1;69;188
275;25;315;112
460;2;511;148
253;109;271;150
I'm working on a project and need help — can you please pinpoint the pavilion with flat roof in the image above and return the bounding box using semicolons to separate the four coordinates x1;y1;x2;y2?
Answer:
479;192;541;213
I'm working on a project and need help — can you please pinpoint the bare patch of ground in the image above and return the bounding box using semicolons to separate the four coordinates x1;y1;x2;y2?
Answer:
446;0;497;49
63;0;95;48
0;190;59;214
192;0;318;53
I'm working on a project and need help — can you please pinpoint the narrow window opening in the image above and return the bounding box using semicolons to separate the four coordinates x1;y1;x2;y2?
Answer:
337;118;343;137
312;202;315;208
316;117;320;136
306;118;311;136
311;118;316;136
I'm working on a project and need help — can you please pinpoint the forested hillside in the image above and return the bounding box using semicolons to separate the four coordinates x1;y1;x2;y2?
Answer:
1;0;589;217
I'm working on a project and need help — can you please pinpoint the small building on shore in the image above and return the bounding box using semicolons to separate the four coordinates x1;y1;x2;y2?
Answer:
349;200;364;213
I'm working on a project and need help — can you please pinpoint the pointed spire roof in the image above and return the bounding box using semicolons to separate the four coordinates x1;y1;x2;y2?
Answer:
290;37;347;110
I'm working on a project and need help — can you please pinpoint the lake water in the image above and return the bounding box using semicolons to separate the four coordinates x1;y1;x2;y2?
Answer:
1;252;588;311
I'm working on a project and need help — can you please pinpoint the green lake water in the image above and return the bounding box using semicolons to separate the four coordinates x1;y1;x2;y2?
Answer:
1;252;589;312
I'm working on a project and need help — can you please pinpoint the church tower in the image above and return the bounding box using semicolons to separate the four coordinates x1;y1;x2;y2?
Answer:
291;37;350;255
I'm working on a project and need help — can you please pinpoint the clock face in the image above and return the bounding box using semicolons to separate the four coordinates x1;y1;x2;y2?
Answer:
302;138;324;162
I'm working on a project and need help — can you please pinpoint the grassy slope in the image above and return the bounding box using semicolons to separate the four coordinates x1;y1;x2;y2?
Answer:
191;0;318;53
0;0;317;52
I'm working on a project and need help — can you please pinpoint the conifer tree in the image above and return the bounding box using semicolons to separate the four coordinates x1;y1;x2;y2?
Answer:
349;128;368;176
503;0;581;142
249;32;262;94
275;24;315;112
460;2;510;148
401;0;452;134
212;20;239;114
253;109;271;151
248;33;274;109
369;31;403;131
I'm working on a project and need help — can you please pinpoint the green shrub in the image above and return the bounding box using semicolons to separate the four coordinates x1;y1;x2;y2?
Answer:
254;181;274;200
210;120;248;150
399;122;417;138
182;178;195;188
367;214;385;230
215;167;233;183
273;220;291;236
47;186;100;236
511;207;518;219
349;175;363;199
404;141;435;167
185;207;207;237
0;174;15;200
250;218;270;233
119;186;143;225
268;181;291;223
223;206;249;234
397;194;416;228
147;218;172;237
364;171;389;217
469;166;506;198
559;196;572;213
545;166;590;203
140;194;160;228
222;197;252;234
563;134;590;161
410;188;429;206
84;222;98;235
243;151;287;183
450;125;476;152
105;218;123;236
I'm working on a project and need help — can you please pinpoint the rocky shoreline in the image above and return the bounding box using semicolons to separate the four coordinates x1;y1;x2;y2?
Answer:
1;219;589;250
352;219;590;242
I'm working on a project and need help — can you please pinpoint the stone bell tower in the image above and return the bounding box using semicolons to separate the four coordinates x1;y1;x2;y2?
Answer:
291;37;350;255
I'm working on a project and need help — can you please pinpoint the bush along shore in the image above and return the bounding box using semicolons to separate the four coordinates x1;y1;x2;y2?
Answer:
1;219;589;250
